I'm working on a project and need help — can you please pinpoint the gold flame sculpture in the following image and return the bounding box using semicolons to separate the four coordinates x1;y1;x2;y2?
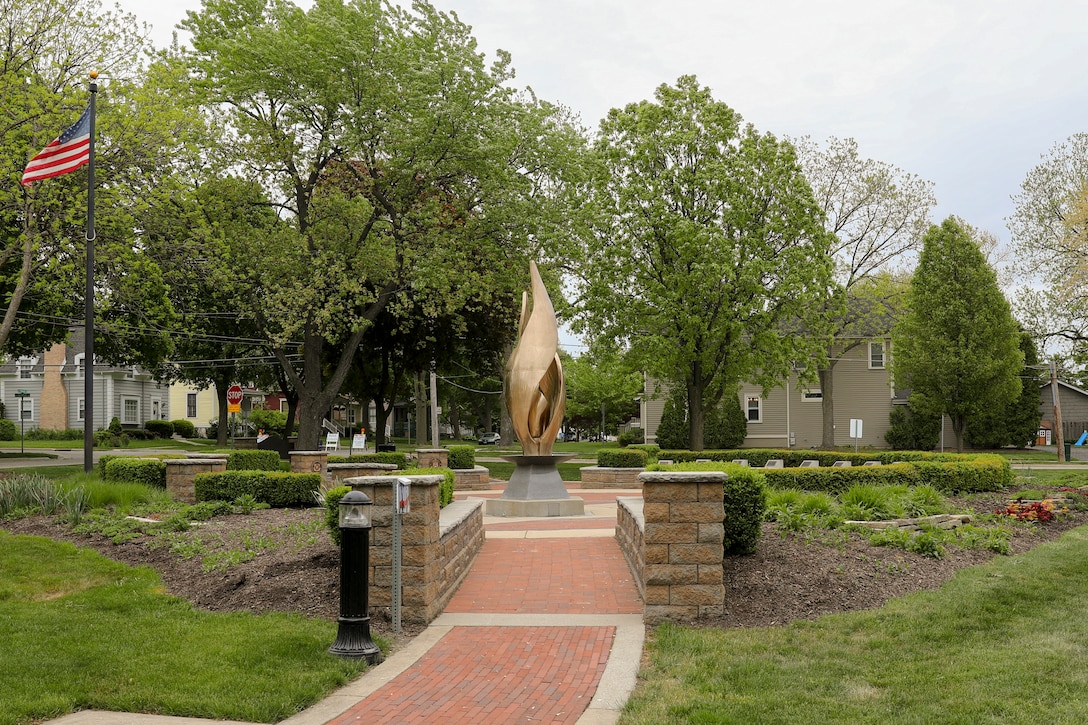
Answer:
506;262;565;456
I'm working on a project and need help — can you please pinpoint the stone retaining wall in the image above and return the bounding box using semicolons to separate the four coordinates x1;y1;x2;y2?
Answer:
343;474;484;623
453;465;491;490
165;458;227;503
328;462;397;483
616;497;645;600
581;466;643;488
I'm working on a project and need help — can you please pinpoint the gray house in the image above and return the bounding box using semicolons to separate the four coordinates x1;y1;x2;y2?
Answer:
0;329;169;432
641;336;898;449
1038;380;1088;445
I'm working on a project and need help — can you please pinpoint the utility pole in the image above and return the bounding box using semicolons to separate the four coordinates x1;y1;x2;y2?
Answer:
1051;359;1066;462
430;365;439;448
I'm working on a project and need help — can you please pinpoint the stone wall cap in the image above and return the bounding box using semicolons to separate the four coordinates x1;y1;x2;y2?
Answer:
440;499;482;535
451;465;490;473
184;452;229;459
416;448;447;453
343;474;444;487
327;462;398;471
638;471;727;483
290;450;327;456
165;458;225;466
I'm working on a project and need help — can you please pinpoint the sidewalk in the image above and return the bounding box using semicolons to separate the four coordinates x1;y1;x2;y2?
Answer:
48;487;645;725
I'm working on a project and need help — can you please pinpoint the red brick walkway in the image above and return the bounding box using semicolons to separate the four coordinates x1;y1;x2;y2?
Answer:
327;524;643;724
326;626;614;725
445;538;643;614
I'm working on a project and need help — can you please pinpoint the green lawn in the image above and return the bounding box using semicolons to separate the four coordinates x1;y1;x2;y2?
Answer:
480;461;593;482
621;523;1088;724
0;531;370;725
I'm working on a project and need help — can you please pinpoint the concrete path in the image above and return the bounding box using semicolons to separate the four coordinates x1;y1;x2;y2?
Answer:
46;486;645;725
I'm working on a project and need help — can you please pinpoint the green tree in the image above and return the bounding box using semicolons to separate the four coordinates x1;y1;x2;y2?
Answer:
892;217;1024;453
0;0;148;356
704;393;747;450
654;388;689;450
965;331;1043;449
183;0;585;449
794;137;936;448
577;76;838;450
884;403;940;451
563;348;643;440
1009;134;1088;353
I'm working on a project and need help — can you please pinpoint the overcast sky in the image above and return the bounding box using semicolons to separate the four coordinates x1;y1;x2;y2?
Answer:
116;0;1088;255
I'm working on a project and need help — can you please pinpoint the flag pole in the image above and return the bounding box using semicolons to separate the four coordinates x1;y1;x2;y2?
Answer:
84;71;98;474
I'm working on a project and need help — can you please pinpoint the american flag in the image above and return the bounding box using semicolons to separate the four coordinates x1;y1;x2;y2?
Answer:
21;104;92;186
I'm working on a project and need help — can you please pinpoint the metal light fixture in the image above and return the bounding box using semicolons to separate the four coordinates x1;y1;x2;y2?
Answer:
329;490;381;663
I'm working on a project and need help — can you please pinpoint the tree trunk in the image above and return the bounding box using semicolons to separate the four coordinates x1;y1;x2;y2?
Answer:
499;345;514;446
952;415;966;453
413;373;427;446
448;395;462;441
819;364;836;449
215;380;230;446
687;367;706;451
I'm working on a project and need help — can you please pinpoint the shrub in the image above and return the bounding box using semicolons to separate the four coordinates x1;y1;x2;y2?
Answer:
328;452;408;469
170;419;196;438
628;444;660;462
226;450;282;471
0;419;17;441
655;390;689;450
23;428;84;440
144;420;175;438
447;445;476;470
323;485;351;545
722;464;766;555
885;403;940;451
597;448;648;468
411;468;456;508
109;417;122;434
193;471;320;507
617;427;645;447
705;395;747;449
104;457;167;488
248;408;288;437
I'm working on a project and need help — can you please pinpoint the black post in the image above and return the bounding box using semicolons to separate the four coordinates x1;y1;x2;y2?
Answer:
83;73;98;474
329;493;381;663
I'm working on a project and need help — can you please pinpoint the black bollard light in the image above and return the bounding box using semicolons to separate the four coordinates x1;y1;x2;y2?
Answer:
329;490;382;663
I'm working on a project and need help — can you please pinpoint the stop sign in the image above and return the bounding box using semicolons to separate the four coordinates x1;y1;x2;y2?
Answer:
227;385;243;406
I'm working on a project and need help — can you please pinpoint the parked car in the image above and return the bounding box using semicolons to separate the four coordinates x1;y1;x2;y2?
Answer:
477;432;501;445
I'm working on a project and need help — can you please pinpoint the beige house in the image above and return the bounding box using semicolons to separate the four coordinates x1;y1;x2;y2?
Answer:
641;337;898;449
168;383;220;437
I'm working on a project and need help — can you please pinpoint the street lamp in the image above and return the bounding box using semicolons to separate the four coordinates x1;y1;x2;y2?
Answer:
329;490;382;663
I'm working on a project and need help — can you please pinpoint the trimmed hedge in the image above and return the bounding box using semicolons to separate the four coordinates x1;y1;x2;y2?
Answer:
104;457;167;488
597;448;648;468
324;485;351;546
328;452;409;469
411;468;456;508
447;445;476;470
226;450;282;471
144;420;175;438
171;419;196;438
627;444;660;462
193;471;321;507
652;449;1011;494
0;419;16;440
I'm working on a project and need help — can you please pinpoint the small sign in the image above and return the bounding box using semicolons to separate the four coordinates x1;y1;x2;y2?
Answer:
351;433;367;452
14;389;29;398
324;431;340;450
849;419;863;439
396;477;411;514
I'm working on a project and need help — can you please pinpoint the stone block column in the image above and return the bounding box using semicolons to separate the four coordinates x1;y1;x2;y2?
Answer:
166;458;227;503
639;470;726;623
415;448;448;469
290;450;328;474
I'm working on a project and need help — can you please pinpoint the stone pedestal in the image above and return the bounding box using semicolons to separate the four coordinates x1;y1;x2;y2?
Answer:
166;458;227;503
290;450;328;474
484;454;584;517
415;448;449;469
453;465;491;490
328;462;397;483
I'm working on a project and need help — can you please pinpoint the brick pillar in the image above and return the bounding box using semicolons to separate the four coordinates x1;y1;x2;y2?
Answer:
290;450;328;474
39;342;68;431
342;474;443;623
166;459;227;503
639;471;725;623
415;448;448;469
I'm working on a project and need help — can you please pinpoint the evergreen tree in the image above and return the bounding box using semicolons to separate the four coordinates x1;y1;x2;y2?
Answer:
655;389;689;450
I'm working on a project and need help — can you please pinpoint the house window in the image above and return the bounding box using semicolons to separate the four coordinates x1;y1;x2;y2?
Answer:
152;400;160;420
17;357;35;379
74;354;85;378
802;389;822;401
348;408;357;425
121;396;140;425
77;398;85;422
19;398;34;421
869;341;885;369
746;396;762;423
186;393;197;418
279;398;289;414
